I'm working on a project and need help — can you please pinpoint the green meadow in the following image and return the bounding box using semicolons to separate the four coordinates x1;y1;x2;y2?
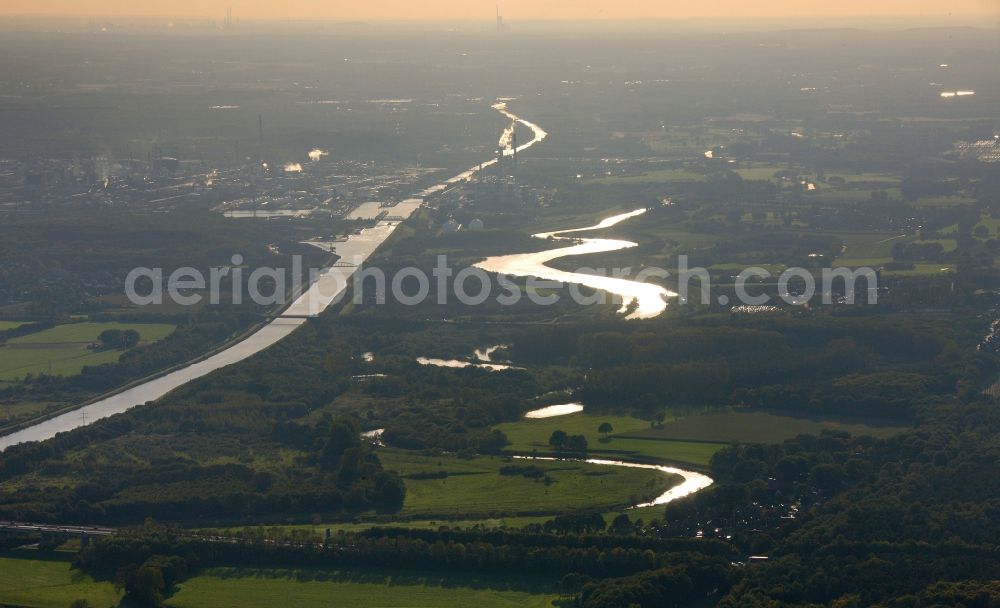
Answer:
880;263;954;277
0;322;176;381
171;568;557;608
623;410;908;444
496;410;908;468
495;412;724;468
0;553;120;608
378;449;678;518
586;168;708;184
830;231;913;266
8;322;176;345
0;553;557;608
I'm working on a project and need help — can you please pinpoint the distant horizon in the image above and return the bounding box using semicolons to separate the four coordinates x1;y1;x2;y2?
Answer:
0;13;997;33
0;0;997;22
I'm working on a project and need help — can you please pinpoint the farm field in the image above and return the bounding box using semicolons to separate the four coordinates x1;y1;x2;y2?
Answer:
614;224;721;253
0;321;29;331
623;410;909;444
495;412;724;467
0;553;557;608
732;165;787;180
811;188;901;203
825;172;901;184
216;515;558;537
829;231;915;266
586;168;708;184
880;263;955;277
0;552;120;608
0;348;123;382
378;449;679;517
8;322;176;345
170;567;557;608
0;322;176;381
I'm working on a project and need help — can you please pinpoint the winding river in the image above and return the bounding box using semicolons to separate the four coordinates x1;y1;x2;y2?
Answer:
517;405;713;507
475;209;677;320
0;101;548;451
524;403;585;418
515;455;713;508
0;101;712;509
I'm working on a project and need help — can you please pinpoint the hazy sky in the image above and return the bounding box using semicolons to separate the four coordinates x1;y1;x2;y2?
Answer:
2;0;997;20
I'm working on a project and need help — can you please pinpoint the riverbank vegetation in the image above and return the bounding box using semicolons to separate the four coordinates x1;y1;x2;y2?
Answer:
0;311;972;526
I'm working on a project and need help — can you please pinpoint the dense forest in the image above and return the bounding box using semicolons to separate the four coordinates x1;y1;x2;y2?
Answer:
0;309;993;526
60;397;1000;607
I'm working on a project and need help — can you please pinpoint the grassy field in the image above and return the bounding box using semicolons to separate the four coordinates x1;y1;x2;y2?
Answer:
9;322;176;345
235;515;559;537
0;320;29;331
830;231;913;266
495;412;724;467
811;188;901;203
0;552;121;608
733;165;786;180
378;449;679;517
497;410;907;469
0;322;176;381
622;410;908;444
171;567;556;608
586;168;707;184
0;553;557;608
826;172;901;184
912;238;957;252
880;263;954;277
709;263;788;276
0;347;125;381
208;508;682;538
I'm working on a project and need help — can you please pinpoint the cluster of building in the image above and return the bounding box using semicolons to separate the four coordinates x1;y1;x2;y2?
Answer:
954;137;1000;163
437;217;485;234
0;152;449;218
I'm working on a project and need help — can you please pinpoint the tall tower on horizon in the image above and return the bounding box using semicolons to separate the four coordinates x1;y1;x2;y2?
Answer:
496;5;503;32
